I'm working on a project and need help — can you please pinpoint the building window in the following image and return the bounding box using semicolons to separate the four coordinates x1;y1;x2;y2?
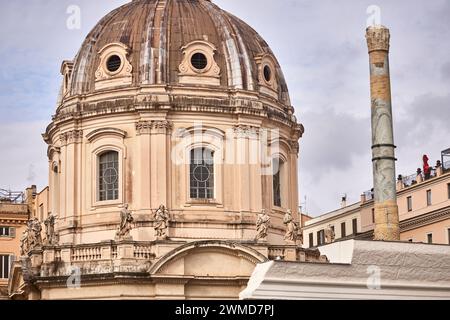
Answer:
352;219;358;235
191;52;208;71
447;184;450;200
309;233;314;248
372;208;375;224
190;148;214;199
448;229;450;245
0;227;10;237
426;190;432;206
426;233;433;244
0;255;12;279
317;230;325;246
273;159;284;207
98;151;119;201
407;196;413;212
341;222;346;238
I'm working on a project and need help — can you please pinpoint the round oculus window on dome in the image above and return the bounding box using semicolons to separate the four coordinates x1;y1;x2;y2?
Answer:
106;55;122;73
263;65;272;82
191;52;208;70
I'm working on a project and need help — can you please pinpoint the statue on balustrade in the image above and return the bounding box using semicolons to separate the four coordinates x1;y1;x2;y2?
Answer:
154;205;170;240
283;210;299;243
325;225;335;244
44;213;57;245
256;209;271;242
21;218;43;256
116;204;134;241
20;222;30;256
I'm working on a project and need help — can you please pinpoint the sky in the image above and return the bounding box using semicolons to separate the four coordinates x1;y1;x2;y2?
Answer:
0;0;449;216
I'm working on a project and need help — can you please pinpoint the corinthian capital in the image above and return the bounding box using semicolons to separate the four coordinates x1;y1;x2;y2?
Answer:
366;25;390;53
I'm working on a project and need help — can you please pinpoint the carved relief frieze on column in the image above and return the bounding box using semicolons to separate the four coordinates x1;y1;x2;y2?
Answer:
136;120;153;136
289;140;300;154
153;120;173;135
233;125;260;139
136;120;173;135
59;130;83;146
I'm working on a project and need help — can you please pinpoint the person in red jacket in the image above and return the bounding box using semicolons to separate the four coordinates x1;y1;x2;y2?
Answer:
423;155;431;179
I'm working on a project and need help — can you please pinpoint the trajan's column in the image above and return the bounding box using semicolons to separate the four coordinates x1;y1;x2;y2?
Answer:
366;25;400;241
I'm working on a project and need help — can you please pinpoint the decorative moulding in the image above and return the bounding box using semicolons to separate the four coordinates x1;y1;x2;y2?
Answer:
86;127;127;143
178;40;221;86
95;42;133;91
255;53;278;99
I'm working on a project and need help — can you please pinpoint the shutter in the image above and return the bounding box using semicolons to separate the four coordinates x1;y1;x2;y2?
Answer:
9;227;16;238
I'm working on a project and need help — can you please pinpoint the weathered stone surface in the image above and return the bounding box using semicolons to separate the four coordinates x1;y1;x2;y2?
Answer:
241;240;450;300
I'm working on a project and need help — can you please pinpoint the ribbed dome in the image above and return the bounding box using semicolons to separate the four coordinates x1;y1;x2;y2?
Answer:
67;0;291;106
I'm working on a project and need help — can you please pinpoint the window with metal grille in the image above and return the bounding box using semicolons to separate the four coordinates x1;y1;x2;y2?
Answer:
191;53;208;70
273;159;283;207
0;255;11;279
427;233;433;244
0;227;9;237
99;151;119;201
190;148;214;199
106;55;122;72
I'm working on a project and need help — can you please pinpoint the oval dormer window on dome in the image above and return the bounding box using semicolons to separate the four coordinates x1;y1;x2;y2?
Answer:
256;54;279;99
263;65;272;83
95;43;132;91
179;40;221;86
106;55;122;73
191;52;208;71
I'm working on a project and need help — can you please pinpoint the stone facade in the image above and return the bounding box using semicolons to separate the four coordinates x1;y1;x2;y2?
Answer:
8;0;325;300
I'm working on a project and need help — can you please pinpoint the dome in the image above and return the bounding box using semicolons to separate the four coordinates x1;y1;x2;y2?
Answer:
62;0;292;109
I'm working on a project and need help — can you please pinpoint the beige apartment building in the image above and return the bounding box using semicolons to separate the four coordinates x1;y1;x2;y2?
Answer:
303;161;450;248
0;188;33;298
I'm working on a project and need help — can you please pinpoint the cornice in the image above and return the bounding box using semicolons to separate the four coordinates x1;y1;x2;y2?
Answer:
400;207;450;232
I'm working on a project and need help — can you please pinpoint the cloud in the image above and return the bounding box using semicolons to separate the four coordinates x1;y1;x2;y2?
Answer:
0;121;48;191
0;0;449;216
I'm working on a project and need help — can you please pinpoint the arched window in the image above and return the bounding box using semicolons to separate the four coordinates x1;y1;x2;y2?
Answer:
98;151;119;201
190;148;214;199
273;158;284;207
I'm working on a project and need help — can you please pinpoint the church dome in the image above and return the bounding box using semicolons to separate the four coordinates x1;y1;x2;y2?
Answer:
62;0;291;109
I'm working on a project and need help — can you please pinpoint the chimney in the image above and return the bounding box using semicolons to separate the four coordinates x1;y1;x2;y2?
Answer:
341;195;347;208
366;25;400;241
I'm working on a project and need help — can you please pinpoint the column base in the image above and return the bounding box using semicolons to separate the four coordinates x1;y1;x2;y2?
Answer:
373;201;400;241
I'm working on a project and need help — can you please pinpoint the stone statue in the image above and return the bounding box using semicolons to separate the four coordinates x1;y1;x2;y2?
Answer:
44;213;57;245
325;225;335;244
154;205;170;240
116;204;134;241
283;210;299;243
21;218;42;255
31;218;43;248
20;225;30;256
255;209;270;242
